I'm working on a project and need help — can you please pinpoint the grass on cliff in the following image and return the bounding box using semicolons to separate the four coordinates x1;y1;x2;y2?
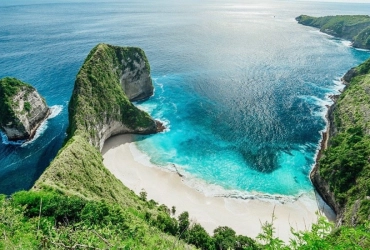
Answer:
319;58;370;225
0;77;34;127
68;43;154;145
296;15;370;49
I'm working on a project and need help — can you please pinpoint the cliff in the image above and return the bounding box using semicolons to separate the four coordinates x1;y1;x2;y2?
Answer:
67;43;162;151
296;15;370;50
312;58;370;226
0;77;50;141
35;43;162;204
296;15;370;226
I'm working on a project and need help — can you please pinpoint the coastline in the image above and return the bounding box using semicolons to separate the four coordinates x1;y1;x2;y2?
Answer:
102;134;335;242
309;80;346;219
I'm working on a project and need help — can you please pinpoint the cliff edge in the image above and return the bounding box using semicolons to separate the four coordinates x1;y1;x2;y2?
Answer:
0;77;50;141
68;43;162;151
312;59;370;226
296;15;370;50
297;15;370;226
34;44;162;202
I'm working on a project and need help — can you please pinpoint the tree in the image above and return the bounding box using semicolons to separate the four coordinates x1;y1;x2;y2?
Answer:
178;211;190;239
187;223;214;250
213;226;237;250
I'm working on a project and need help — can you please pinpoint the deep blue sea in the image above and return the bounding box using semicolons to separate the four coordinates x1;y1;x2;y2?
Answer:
1;0;370;198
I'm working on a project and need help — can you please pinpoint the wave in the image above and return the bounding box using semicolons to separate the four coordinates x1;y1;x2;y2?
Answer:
129;142;310;204
341;40;352;48
180;171;304;204
0;132;25;145
22;105;63;146
48;105;63;119
340;40;370;52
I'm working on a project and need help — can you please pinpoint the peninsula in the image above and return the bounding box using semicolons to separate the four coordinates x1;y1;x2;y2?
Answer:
0;77;50;141
296;15;370;49
35;43;164;198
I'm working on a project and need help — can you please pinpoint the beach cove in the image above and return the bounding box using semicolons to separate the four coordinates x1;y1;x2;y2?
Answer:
102;134;335;242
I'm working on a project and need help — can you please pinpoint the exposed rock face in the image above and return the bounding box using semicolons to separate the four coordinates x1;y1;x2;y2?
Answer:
68;43;162;151
342;68;358;84
0;77;50;141
119;54;154;101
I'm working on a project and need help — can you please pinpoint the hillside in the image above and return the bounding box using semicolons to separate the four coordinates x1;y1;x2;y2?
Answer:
1;44;258;249
296;15;370;227
0;44;192;248
312;59;370;226
296;15;370;49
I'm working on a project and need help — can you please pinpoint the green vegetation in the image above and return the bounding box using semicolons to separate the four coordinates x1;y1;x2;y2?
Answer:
68;43;155;146
2;42;370;248
2;191;369;249
318;58;370;226
296;15;370;49
24;102;31;112
0;191;192;249
0;77;33;128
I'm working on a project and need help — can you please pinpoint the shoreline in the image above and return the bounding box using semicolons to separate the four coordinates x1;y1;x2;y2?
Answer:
102;134;335;242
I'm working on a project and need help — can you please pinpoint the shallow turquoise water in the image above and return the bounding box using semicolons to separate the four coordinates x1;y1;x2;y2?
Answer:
1;0;370;197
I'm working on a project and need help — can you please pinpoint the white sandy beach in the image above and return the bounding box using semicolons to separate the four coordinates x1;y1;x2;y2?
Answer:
102;134;335;242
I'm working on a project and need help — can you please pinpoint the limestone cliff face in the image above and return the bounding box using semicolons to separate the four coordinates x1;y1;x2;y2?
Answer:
0;77;50;141
310;104;342;224
68;43;161;151
119;53;154;101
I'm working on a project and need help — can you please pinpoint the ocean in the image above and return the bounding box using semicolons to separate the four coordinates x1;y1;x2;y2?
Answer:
1;0;369;198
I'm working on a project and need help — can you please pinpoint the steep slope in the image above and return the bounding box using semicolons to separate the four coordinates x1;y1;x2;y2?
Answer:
68;43;161;151
312;59;370;226
0;77;50;141
28;44;193;248
296;15;370;49
35;43;162;203
297;15;370;226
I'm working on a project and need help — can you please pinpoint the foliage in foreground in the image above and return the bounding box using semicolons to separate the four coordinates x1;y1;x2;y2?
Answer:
1;190;369;249
0;191;191;249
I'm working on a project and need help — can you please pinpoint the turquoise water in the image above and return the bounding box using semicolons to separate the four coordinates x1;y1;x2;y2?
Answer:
1;0;370;197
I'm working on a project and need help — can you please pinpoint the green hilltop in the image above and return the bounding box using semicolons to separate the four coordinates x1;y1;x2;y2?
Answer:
296;15;370;49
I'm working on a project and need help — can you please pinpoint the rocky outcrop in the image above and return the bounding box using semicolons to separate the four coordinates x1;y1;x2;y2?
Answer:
342;68;358;84
0;77;50;141
67;43;163;151
35;44;163;202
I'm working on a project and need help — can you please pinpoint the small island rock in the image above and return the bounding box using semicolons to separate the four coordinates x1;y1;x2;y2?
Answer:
0;77;50;141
